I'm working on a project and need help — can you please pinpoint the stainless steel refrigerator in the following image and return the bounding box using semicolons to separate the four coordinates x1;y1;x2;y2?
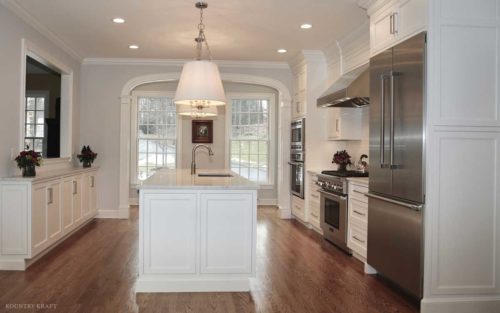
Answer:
367;32;426;298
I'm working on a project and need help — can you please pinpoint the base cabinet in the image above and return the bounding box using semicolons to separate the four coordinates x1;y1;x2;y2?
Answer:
347;180;369;262
0;167;99;270
138;189;257;292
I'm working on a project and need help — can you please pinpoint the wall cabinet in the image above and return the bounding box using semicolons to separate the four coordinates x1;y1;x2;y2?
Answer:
0;167;99;270
292;66;307;119
327;108;363;141
369;0;426;56
347;179;369;262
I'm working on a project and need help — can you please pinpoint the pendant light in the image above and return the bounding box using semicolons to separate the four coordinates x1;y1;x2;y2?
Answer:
178;104;217;118
175;1;226;114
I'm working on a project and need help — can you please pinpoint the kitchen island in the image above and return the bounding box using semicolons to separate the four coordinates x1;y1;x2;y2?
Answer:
136;169;258;293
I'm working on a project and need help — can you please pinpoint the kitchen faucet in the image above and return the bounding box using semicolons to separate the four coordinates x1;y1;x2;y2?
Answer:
191;144;214;175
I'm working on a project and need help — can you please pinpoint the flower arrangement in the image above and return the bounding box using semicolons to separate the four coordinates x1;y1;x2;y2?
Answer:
332;150;352;171
15;149;42;177
77;146;98;168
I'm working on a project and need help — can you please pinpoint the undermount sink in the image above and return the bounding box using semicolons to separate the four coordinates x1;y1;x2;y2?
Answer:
197;173;234;177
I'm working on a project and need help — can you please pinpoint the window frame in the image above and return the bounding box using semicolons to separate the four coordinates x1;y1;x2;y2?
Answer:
225;92;276;188
24;91;49;155
130;91;182;185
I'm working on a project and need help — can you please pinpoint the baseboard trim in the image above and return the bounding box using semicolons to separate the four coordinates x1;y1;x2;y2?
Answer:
129;197;139;206
421;296;500;313
258;198;277;206
278;206;292;219
0;259;26;271
135;278;250;293
97;207;129;219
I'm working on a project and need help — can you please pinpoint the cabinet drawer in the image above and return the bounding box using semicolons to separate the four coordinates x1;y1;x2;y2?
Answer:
349;198;368;225
348;223;367;258
309;191;320;202
349;183;368;203
292;196;306;221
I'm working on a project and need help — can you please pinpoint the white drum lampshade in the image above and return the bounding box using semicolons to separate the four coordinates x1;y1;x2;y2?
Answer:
178;104;217;118
174;60;226;106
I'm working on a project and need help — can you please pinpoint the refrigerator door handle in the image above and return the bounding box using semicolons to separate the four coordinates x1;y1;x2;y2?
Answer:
390;72;401;170
380;74;388;168
365;192;423;211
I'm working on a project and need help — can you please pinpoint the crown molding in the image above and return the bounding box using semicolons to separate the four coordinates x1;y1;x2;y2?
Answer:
82;57;291;70
1;0;83;62
357;0;372;10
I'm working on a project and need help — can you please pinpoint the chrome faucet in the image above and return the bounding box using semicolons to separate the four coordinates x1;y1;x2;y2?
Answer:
191;144;214;175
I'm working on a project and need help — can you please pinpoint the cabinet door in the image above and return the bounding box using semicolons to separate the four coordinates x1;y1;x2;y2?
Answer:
327;109;341;139
371;6;396;55
72;177;82;224
397;0;426;40
89;175;97;214
46;182;62;241
62;179;74;231
82;175;90;218
200;193;254;274
142;193;197;274
31;185;48;254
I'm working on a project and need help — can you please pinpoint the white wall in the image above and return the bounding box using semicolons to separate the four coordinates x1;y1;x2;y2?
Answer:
0;6;81;177
80;62;291;211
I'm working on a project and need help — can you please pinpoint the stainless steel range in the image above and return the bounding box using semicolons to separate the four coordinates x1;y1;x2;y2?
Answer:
317;170;368;253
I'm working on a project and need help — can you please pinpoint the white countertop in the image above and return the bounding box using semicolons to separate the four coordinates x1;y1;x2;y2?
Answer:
346;176;369;185
139;169;259;190
1;166;99;183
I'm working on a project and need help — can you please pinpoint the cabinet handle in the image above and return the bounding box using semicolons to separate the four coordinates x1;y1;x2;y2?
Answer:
353;190;367;196
392;12;398;34
311;212;319;218
73;181;77;195
47;188;53;205
91;176;95;188
311;193;319;199
353;235;365;244
353;210;366;217
335;119;339;132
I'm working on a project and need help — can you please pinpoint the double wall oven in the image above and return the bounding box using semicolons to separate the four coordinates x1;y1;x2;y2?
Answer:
289;118;305;198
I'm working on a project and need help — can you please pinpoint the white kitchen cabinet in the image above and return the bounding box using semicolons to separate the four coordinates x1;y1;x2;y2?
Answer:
307;172;321;232
0;167;99;270
327;108;363;141
142;193;197;274
82;173;97;218
292;66;307;119
369;0;426;56
347;179;369;262
200;193;253;274
291;195;306;222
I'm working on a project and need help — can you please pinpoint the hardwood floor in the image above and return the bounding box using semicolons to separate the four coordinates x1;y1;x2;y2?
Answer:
0;207;419;313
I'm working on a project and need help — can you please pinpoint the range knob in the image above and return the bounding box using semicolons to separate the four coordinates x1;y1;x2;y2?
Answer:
316;181;324;187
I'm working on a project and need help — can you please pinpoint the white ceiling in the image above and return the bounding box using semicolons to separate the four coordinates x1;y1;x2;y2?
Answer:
12;0;368;62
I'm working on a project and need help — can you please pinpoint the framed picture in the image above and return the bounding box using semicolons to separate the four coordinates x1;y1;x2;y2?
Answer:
192;120;213;143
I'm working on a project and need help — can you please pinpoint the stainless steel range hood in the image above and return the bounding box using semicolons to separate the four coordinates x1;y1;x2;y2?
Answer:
317;64;370;108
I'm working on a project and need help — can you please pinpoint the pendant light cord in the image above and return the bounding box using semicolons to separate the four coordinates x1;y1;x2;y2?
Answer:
195;1;213;61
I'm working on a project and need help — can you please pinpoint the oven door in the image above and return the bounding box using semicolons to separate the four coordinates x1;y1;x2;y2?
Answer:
289;161;304;199
319;190;349;251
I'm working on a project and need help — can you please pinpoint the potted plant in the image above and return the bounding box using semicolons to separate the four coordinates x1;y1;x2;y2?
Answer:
333;150;352;172
15;149;42;177
77;146;98;168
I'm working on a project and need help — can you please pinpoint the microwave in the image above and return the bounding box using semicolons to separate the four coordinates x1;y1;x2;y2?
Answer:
291;118;305;152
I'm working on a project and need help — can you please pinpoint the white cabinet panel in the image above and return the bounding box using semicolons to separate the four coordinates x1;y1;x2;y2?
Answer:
434;134;498;291
143;193;197;274
371;5;396;54
1;185;28;255
439;25;499;125
62;179;73;231
72;177;82;224
200;193;253;274
398;0;426;40
327;108;362;140
31;185;47;254
46;182;61;240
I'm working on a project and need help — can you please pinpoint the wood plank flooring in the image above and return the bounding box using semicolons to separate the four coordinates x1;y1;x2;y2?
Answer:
0;206;419;313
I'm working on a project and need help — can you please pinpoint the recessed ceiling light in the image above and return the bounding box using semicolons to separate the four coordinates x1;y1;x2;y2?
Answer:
300;23;312;29
112;17;125;24
129;44;139;49
277;49;287;54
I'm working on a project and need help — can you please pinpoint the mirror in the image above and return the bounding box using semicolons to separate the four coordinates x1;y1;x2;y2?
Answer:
25;56;61;158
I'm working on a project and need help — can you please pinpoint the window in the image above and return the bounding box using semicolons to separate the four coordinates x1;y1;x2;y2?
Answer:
132;94;178;182
24;94;47;154
227;94;275;185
